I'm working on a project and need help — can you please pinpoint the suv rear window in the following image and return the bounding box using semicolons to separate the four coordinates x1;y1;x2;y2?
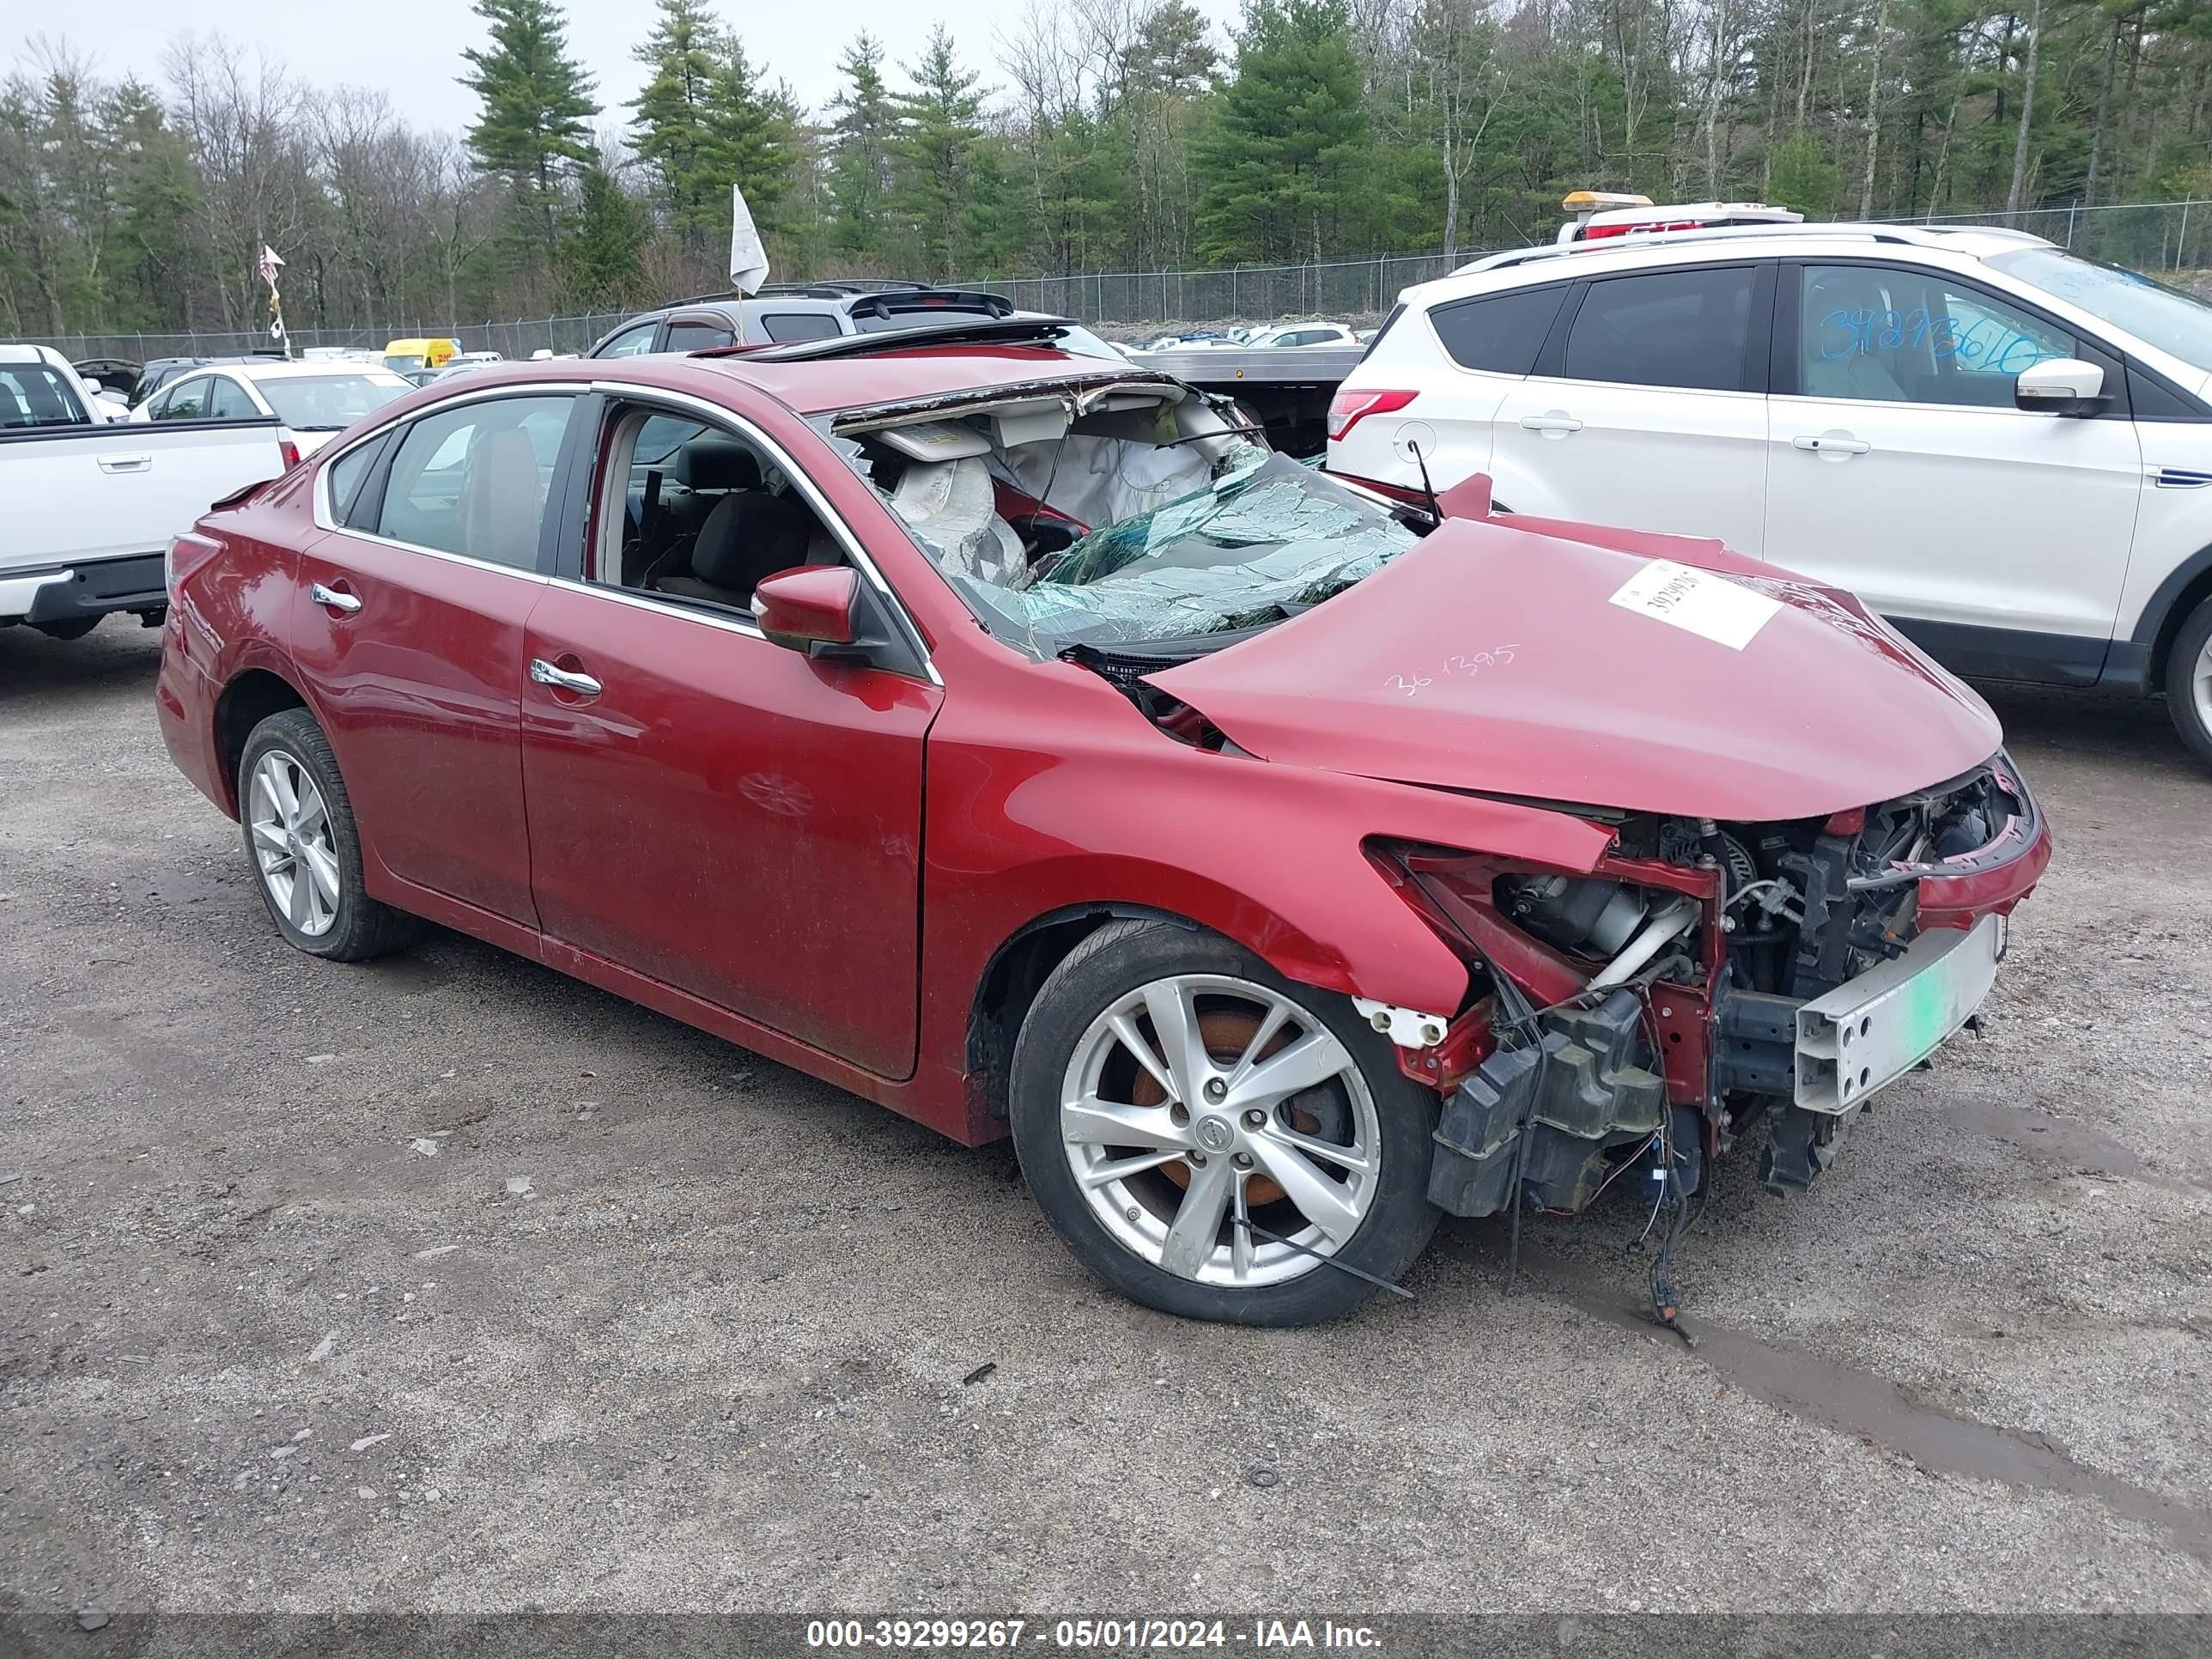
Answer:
1561;266;1757;392
1429;287;1568;374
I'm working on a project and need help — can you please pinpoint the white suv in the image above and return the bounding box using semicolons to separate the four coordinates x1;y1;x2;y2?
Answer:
1328;220;2212;765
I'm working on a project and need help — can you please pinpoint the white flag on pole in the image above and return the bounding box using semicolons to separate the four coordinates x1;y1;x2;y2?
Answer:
728;185;769;297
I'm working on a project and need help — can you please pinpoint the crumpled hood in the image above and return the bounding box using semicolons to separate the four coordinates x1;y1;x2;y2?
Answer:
1146;518;2003;823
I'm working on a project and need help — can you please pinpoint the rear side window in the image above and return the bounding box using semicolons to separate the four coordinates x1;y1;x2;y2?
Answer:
666;319;736;352
207;377;257;419
0;364;91;428
1562;267;1757;392
374;395;574;569
760;313;841;343
156;379;210;420
325;438;386;526
1429;287;1569;375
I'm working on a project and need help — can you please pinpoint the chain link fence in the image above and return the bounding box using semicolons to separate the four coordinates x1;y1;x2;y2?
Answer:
25;198;2212;362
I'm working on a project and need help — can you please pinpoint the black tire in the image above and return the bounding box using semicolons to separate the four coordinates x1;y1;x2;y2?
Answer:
2166;592;2212;771
237;708;424;962
1008;918;1441;1325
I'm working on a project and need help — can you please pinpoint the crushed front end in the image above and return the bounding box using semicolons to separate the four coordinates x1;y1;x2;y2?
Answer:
1373;752;2050;1219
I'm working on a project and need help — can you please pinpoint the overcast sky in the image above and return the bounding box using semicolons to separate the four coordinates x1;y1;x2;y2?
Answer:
18;0;1243;132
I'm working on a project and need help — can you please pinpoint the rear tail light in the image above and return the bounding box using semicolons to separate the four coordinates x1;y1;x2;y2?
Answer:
1327;387;1416;442
279;439;301;469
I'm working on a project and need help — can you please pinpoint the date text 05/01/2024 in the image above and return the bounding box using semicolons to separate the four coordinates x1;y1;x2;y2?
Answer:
804;1618;1383;1650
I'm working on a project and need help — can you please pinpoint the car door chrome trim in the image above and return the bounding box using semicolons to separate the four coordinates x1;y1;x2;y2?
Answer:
586;380;942;687
544;575;766;640
2151;465;2212;489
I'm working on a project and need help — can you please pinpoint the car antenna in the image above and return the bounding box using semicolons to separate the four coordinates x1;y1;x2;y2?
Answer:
1408;439;1443;524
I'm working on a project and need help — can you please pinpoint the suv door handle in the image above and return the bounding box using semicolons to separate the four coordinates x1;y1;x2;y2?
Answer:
97;454;152;473
310;582;362;614
530;658;603;697
1792;434;1872;455
1518;413;1583;434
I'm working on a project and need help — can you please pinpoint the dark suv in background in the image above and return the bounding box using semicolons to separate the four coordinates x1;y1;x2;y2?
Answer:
589;281;1018;354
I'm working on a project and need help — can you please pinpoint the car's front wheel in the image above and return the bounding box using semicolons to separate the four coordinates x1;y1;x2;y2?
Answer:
1008;919;1441;1325
2167;592;2212;770
237;708;422;961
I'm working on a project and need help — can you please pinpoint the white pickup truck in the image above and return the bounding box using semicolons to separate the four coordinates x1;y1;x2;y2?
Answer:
2;344;289;640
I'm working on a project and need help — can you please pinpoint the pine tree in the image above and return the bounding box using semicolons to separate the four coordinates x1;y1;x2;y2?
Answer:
826;34;899;270
459;0;599;264
628;0;726;252
561;164;650;306
890;27;991;281
709;38;794;241
1194;0;1370;265
104;78;201;329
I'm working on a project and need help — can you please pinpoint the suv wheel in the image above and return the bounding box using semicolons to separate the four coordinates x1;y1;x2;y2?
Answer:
1008;919;1441;1325
2166;592;2212;769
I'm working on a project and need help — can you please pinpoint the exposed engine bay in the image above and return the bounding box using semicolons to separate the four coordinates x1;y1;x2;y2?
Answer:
1391;757;2035;1241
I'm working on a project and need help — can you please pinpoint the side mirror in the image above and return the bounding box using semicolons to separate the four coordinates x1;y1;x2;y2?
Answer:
2014;357;2106;416
752;565;859;652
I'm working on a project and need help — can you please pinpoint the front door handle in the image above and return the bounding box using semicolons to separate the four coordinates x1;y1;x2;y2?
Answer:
1518;413;1583;434
97;454;152;473
1792;434;1872;455
310;581;362;614
530;658;603;697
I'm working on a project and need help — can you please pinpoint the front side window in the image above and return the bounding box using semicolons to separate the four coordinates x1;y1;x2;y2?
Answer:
155;379;210;420
595;321;661;358
259;374;409;431
1562;265;1756;392
665;319;736;352
1430;286;1569;375
589;405;837;612
374;394;574;568
1798;264;2074;407
0;364;92;428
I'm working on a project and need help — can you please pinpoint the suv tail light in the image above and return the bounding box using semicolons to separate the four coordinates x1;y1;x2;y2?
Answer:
279;438;301;469
1328;387;1416;442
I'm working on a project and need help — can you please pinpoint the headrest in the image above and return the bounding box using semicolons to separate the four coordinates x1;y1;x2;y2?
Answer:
674;436;762;491
692;490;814;590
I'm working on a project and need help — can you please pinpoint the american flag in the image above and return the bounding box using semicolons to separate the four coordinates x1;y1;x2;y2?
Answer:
257;245;284;287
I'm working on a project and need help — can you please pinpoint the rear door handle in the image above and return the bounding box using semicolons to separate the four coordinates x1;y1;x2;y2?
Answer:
97;454;152;473
1518;413;1583;434
530;658;603;697
1792;434;1872;455
310;582;362;614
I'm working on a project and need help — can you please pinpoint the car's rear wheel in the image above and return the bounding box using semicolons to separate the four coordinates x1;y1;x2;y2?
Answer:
238;709;422;961
2167;592;2212;770
1008;919;1440;1325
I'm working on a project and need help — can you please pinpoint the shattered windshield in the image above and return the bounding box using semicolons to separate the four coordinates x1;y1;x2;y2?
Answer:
824;398;1417;658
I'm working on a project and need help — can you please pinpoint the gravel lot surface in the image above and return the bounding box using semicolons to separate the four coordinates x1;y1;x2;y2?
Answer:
2;618;2209;1622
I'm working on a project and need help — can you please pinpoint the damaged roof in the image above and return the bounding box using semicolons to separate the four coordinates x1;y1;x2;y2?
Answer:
689;343;1164;419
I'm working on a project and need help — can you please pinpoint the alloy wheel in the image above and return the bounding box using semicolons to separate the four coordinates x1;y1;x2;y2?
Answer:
2196;635;2212;737
247;750;340;938
1059;973;1379;1288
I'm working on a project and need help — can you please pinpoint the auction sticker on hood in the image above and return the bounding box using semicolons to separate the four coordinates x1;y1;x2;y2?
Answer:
1608;558;1781;650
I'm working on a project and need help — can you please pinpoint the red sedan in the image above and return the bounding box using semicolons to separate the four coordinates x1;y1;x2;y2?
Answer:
156;320;2050;1325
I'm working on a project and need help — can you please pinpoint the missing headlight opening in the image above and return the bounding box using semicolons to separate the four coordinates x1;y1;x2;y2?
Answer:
1385;754;2038;1243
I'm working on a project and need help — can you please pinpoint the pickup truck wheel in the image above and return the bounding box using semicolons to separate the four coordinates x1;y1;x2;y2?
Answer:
237;709;423;962
1008;918;1440;1326
2167;593;2212;770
